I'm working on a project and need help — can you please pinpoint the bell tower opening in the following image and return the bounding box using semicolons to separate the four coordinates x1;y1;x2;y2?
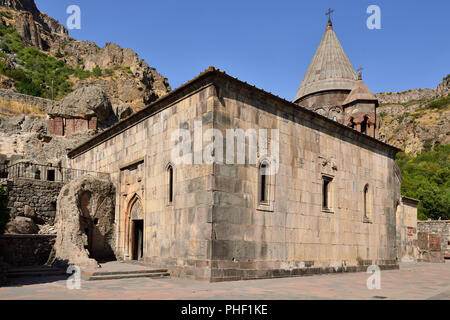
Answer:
361;116;369;135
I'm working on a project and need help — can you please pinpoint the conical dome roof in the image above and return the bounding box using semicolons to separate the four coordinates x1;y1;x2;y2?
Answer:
342;79;378;106
294;23;358;102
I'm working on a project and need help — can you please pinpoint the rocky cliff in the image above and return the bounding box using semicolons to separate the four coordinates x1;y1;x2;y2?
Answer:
0;0;171;164
0;0;171;108
377;75;449;155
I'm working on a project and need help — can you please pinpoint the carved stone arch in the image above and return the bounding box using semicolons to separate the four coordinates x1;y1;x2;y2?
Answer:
123;193;144;260
363;183;372;223
313;107;327;117
165;162;175;205
257;158;275;212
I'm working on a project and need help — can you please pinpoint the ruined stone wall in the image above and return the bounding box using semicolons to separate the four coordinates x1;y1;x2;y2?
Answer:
396;197;419;262
69;86;216;280
417;221;450;263
0;234;56;267
5;178;64;225
0;88;53;114
209;79;400;281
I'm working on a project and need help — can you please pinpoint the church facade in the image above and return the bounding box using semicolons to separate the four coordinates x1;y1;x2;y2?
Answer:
67;20;410;282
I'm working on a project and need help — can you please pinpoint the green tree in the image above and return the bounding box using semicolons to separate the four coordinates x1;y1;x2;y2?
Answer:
396;144;450;220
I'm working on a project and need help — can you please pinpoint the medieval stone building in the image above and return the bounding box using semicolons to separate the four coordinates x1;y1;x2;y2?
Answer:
66;19;417;282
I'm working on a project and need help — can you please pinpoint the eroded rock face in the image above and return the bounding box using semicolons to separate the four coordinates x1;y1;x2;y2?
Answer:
376;76;450;105
1;0;70;51
5;216;38;234
50;175;116;269
47;86;117;127
115;104;134;120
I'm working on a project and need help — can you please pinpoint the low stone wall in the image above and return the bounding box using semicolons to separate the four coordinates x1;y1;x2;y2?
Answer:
0;88;53;111
417;221;450;263
396;197;419;262
0;234;56;267
5;178;64;225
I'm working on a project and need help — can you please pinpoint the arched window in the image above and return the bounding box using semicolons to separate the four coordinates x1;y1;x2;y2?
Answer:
259;160;270;204
363;184;371;222
167;164;174;204
322;175;333;211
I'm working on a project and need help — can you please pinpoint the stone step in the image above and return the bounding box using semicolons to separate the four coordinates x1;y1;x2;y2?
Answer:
7;267;66;278
83;271;170;281
82;268;168;277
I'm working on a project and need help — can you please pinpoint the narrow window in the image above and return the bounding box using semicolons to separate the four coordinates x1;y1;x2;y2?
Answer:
363;184;369;220
322;176;333;211
47;169;55;181
35;169;41;180
259;162;269;204
261;164;267;203
361;116;369;135
168;165;174;204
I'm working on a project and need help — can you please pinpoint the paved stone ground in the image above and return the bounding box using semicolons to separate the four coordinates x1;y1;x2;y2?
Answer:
0;261;449;300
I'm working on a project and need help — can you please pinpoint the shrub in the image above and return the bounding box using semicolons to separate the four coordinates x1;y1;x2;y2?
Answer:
0;11;13;19
0;23;98;99
93;66;102;77
425;95;450;111
104;68;114;77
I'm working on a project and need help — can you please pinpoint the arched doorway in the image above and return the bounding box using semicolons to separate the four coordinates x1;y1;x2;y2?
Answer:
127;197;144;261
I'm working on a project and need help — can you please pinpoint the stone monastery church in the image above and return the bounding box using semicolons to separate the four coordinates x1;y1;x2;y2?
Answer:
63;17;418;282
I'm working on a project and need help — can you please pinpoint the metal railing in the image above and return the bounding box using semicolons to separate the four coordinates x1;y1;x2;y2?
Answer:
0;162;110;184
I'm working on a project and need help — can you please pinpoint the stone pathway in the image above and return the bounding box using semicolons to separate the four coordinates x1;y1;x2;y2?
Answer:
0;261;449;300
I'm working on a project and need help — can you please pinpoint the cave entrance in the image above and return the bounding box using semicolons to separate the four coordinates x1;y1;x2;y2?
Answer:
132;220;144;261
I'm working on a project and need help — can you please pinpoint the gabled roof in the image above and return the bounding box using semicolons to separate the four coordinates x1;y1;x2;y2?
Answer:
294;24;357;102
68;67;401;159
343;79;378;106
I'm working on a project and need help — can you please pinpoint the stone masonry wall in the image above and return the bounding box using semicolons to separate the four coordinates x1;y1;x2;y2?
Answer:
0;88;53;112
69;72;401;282
48;117;98;137
70;85;216;281
396;197;419;262
5;178;64;225
208;78;400;281
417;221;450;263
0;234;56;267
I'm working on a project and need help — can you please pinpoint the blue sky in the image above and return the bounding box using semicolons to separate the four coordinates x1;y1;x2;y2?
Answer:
36;0;449;100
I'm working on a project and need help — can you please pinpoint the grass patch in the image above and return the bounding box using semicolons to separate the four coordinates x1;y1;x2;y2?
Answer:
0;98;46;116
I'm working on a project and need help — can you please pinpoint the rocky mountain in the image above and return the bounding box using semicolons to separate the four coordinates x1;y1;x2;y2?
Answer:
0;0;171;164
376;75;450;155
0;0;68;51
0;0;170;108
